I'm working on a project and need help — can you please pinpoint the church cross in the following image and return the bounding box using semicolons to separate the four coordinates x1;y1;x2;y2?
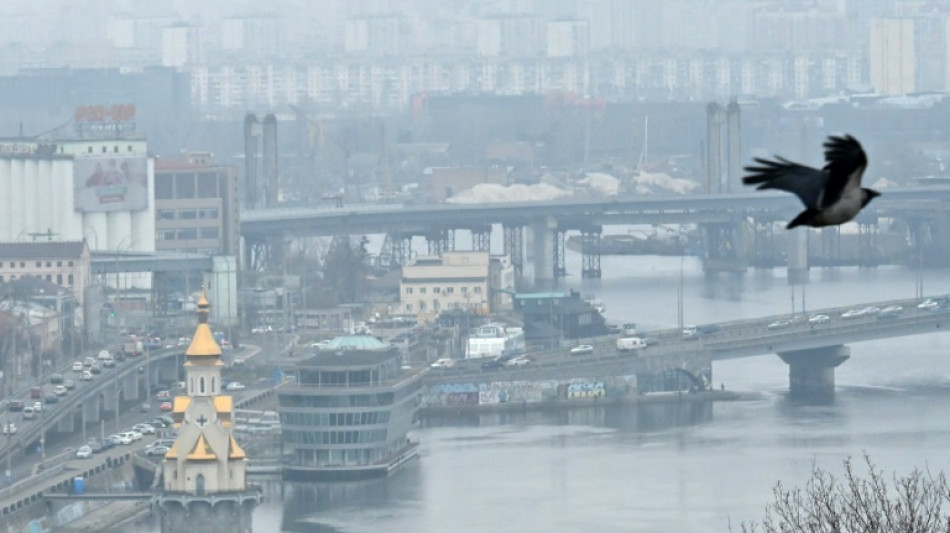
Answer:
196;414;208;427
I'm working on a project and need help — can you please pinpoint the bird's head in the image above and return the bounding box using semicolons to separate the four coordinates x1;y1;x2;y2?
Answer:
861;188;881;208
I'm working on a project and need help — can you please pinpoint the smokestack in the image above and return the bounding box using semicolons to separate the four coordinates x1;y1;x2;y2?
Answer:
726;100;741;193
705;102;722;194
244;113;260;209
262;114;278;208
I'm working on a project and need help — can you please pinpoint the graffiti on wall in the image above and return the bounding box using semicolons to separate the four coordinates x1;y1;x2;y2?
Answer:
561;381;606;399
478;380;557;404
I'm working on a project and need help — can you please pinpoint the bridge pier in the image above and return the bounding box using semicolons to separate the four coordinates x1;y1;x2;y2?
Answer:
56;412;74;433
530;217;557;289
82;395;101;423
580;225;602;279
701;220;749;273
503;224;524;277
470;225;491;252
425;229;455;256
777;345;850;402
123;372;141;400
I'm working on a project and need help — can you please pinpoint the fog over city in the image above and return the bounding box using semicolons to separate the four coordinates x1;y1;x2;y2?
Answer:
0;1;950;532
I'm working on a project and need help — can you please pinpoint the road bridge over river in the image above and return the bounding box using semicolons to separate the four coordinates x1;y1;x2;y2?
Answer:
241;186;950;283
424;295;950;401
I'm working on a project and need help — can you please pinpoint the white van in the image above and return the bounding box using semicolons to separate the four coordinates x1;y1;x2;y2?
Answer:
616;337;647;352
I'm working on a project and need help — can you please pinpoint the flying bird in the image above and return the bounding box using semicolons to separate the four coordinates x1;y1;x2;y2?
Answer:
742;135;880;229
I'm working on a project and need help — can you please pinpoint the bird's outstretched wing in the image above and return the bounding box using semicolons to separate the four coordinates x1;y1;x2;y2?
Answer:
820;135;867;208
742;157;826;210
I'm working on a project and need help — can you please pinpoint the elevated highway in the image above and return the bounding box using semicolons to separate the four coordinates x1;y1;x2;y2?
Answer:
240;186;950;281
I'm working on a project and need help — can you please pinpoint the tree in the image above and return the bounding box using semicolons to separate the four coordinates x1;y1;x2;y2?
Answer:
321;236;370;305
740;454;950;533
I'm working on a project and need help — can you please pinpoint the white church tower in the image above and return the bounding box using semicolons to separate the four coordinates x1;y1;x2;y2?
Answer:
155;289;261;533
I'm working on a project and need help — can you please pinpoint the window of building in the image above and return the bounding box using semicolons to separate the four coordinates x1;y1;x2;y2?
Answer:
157;209;175;220
405;304;412;311
200;377;205;394
177;228;198;240
87;147;93;154
101;146;107;153
474;286;482;294
211;377;216;394
45;275;51;281
197;173;218;198
157;229;176;241
433;287;440;294
446;287;455;294
68;274;73;285
433;299;440;311
178;208;196;220
462;287;468;294
155;176;173;200
57;274;62;285
0;276;3;282
8;262;13;268
113;145;119;153
127;145;133;152
199;227;219;239
405;287;413;295
419;301;427;311
57;261;62;267
175;173;196;198
45;261;51;267
198;207;218;219
68;261;73;267
35;261;41;267
19;262;24;267
419;287;426;294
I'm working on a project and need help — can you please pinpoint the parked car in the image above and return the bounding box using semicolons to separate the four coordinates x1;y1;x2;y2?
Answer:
808;314;831;324
146;445;170;456
124;430;143;441
225;381;246;391
86;439;106;454
75;445;93;459
148;418;171;429
159;402;173;412
570;344;594;355
767;319;792;330
133;423;156;435
430;358;455;369
109;433;132;445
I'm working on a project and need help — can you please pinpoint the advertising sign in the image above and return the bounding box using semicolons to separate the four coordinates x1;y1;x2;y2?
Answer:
73;156;148;212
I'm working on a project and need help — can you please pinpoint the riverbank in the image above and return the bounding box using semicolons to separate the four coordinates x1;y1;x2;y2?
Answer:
56;500;152;533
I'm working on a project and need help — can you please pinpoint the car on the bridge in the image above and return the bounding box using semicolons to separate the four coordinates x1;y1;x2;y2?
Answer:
808;314;831;324
8;400;24;412
75;445;93;459
109;433;132;445
841;308;866;319
767;319;792;330
861;306;881;316
71;361;84;372
878;305;903;319
159;401;173;412
570;344;594;355
918;298;941;310
2;422;16;435
480;356;510;370
133;423;156;435
225;381;246;391
63;380;76;390
81;370;93;381
49;373;64;384
53;385;67;396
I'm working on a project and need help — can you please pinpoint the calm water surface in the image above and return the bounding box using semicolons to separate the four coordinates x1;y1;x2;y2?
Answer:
140;252;950;533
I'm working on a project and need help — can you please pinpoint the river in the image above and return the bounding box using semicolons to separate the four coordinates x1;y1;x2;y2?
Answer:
137;252;950;533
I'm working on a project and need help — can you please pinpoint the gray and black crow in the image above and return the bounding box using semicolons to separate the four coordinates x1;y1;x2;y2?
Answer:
743;135;880;229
